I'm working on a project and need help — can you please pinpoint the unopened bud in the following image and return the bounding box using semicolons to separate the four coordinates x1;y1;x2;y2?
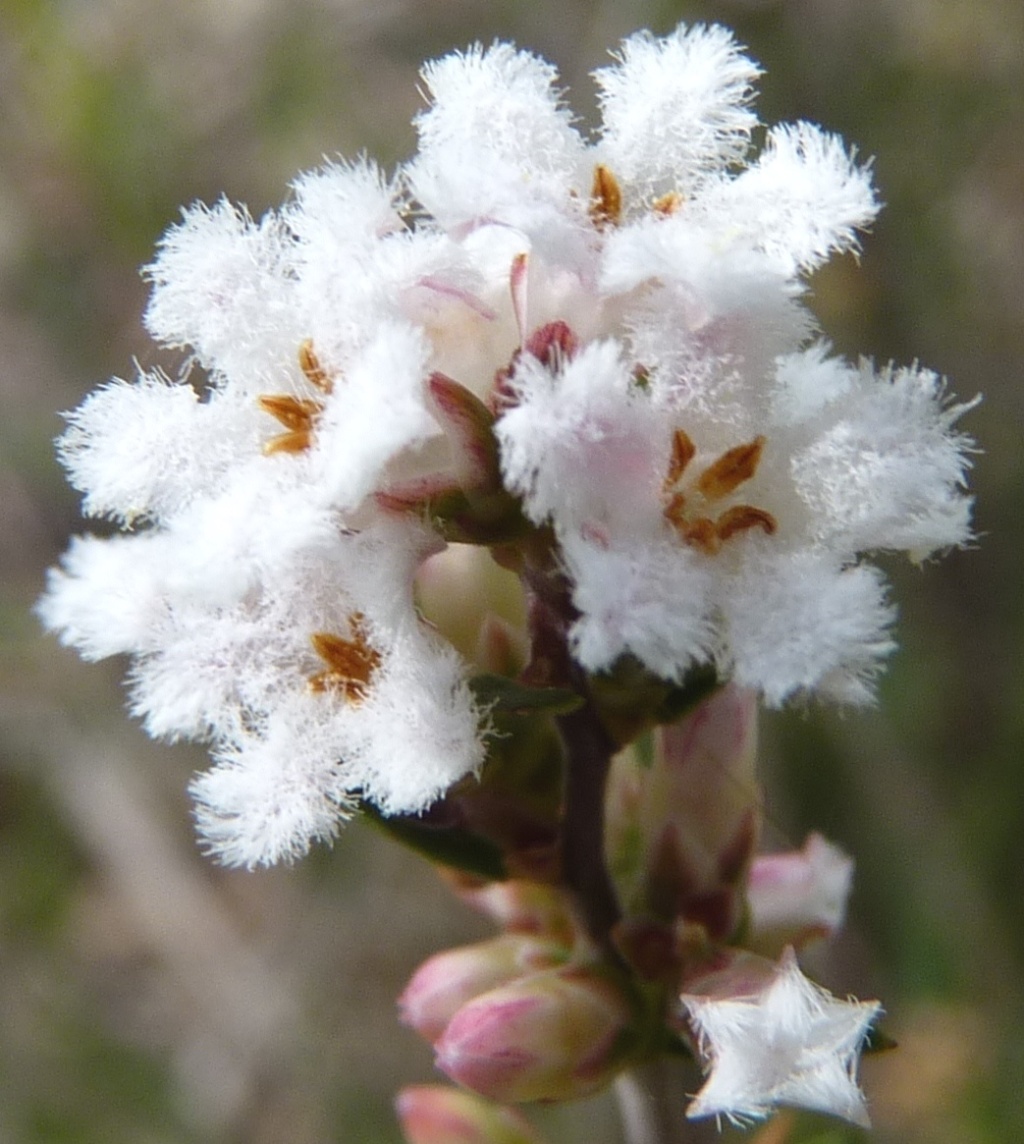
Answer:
434;965;635;1103
606;684;760;943
396;1085;548;1144
746;833;853;955
399;934;567;1042
428;371;503;494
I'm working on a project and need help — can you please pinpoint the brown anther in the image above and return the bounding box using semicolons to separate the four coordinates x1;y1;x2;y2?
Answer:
258;394;322;432
664;428;697;491
298;338;333;393
663;491;688;528
652;191;684;217
679;517;721;556
663;431;776;555
259;341;337;455
697;435;766;501
589;164;623;230
263;429;313;455
258;394;323;455
714;505;777;543
308;616;381;702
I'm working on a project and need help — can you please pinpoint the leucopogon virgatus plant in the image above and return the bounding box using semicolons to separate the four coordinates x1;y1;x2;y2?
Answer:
39;23;976;1143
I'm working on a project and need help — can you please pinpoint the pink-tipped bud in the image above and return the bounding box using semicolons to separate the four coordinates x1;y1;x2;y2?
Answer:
428;371;502;493
605;684;760;943
746;833;854;955
399;934;567;1043
434;965;635;1103
396;1085;548;1144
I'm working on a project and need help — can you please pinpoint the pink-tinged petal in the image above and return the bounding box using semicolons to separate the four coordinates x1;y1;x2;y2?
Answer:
747;833;854;954
399;935;567;1042
418;276;500;322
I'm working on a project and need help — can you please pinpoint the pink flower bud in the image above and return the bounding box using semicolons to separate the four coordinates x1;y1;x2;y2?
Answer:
399;934;567;1042
746;833;854;955
606;684;760;941
396;1085;548;1144
434;965;635;1103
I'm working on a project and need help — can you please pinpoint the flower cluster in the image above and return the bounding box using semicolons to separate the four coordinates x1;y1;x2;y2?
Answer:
41;25;972;865
41;21;975;1133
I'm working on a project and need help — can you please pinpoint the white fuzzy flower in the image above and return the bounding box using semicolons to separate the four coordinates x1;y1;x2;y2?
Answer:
594;24;762;199
143;198;302;384
681;948;881;1127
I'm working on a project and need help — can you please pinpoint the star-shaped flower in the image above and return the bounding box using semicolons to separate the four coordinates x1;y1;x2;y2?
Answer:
681;948;881;1127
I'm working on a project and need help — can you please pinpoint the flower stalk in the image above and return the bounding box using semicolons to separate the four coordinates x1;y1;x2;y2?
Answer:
555;686;622;956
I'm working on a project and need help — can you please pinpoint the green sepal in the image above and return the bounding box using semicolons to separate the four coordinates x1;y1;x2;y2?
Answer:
357;676;574;881
588;657;720;746
379;483;531;546
469;673;584;717
651;664;720;724
359;800;508;882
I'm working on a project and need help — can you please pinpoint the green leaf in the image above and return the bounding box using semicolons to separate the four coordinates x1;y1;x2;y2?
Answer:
469;673;584;717
359;801;507;881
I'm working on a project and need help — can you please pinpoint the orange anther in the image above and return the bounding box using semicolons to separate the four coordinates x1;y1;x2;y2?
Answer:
662;432;775;555
263;429;313;455
308;616;381;702
679;517;721;556
258;394;322;432
665;428;697;490
298;338;333;392
589;164;623;230
715;505;777;543
697;436;766;501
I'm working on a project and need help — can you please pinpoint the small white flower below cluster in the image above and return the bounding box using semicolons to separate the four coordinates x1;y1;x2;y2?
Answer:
682;948;881;1127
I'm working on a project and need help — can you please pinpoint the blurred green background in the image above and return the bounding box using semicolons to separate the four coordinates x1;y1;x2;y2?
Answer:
1;0;1021;1141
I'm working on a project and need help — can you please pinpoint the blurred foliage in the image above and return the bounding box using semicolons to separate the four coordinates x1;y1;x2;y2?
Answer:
1;0;1022;1141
